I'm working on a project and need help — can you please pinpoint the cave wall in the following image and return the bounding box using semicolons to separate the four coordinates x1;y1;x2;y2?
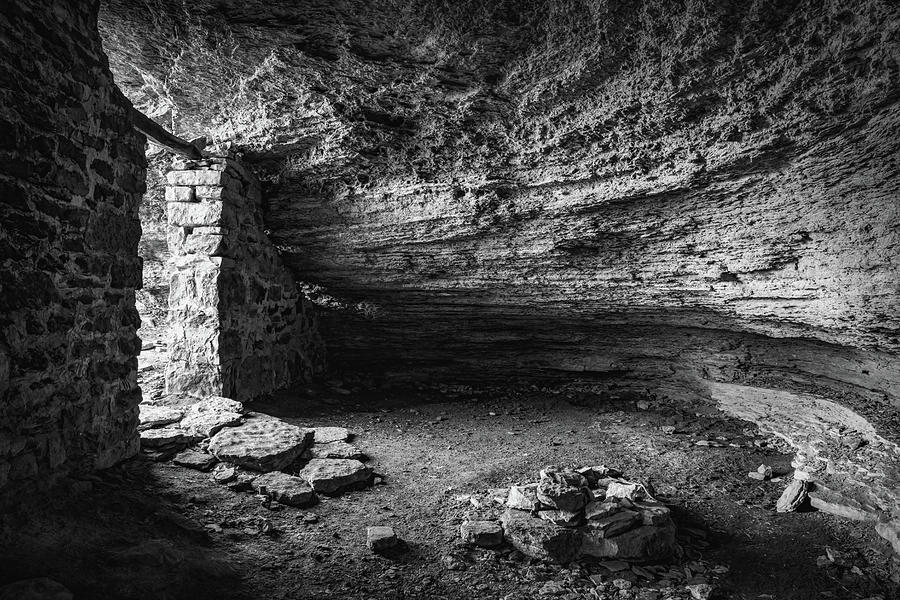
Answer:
165;157;323;401
0;1;146;499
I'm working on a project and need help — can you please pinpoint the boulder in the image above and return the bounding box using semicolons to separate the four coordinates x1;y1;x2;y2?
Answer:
180;396;244;438
507;483;541;511
367;526;399;551
252;471;317;507
580;522;677;561
501;509;582;564
138;405;184;430
310;440;366;460
460;520;504;547
634;502;671;526
208;416;313;471
875;520;900;555
297;458;372;494
536;468;591;512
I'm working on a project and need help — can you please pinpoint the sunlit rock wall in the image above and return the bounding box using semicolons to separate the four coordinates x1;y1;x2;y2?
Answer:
165;157;323;401
0;0;146;500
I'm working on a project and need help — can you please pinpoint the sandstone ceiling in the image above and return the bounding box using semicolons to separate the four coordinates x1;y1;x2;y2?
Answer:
99;1;900;411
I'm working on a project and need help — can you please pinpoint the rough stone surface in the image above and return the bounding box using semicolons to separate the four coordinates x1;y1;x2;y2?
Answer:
460;520;504;547
310;441;366;460
207;416;313;471
297;458;372;495
537;469;590;512
0;0;146;500
366;526;399;551
179;396;245;438
507;483;541;511
252;471;317;507
163;157;323;401
312;427;351;444
875;521;900;555
138;405;184;430
501;509;582;564
580;522;678;562
776;479;810;513
809;484;879;522
173;449;218;471
139;427;198;449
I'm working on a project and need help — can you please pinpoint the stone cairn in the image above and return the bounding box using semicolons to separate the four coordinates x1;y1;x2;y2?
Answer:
461;466;678;565
138;396;372;505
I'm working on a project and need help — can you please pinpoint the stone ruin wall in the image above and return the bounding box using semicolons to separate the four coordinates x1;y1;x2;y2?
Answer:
0;1;146;500
164;157;323;402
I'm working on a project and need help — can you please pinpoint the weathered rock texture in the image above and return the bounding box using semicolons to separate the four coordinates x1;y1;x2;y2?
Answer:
99;0;900;524
0;0;146;500
164;157;322;400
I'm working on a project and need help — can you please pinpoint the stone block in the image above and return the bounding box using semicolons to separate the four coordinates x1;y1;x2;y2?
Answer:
166;169;224;187
165;186;196;203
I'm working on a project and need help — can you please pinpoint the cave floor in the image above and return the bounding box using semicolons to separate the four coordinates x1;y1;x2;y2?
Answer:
2;386;898;600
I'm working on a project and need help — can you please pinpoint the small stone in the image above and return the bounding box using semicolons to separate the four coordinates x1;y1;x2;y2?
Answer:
605;481;645;501
180;396;244;438
138;405;184;430
252;471;317;507
538;509;583;527
0;577;73;600
538;581;566;596
367;526;399;551
507;483;541;510
298;458;372;495
301;512;319;524
310;440;366;460
537;468;591;512
140;427;199;448
442;555;467;571
793;469;813;481
212;465;237;484
208;416;313;472
173;449;218;471
312;426;351;443
460;520;504;547
776;479;809;513
686;583;715;600
612;578;633;590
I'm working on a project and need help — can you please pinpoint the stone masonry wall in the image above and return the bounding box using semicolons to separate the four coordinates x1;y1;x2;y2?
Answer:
165;157;322;401
0;1;146;500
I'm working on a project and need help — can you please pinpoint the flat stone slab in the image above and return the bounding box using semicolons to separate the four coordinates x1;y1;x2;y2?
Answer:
312;427;351;444
173;449;218;471
297;458;372;495
310;440;366;460
138;405;184;430
581;522;677;561
208;416;313;472
180;396;244;438
252;471;317;507
140;427;199;448
461;520;504;547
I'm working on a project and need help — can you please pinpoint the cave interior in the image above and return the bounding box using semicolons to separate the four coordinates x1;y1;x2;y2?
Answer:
1;1;899;599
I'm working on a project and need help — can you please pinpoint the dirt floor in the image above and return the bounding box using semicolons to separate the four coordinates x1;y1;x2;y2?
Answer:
2;383;899;600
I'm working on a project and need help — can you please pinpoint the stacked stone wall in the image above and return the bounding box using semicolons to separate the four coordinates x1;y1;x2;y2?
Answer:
0;1;146;499
165;157;322;401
